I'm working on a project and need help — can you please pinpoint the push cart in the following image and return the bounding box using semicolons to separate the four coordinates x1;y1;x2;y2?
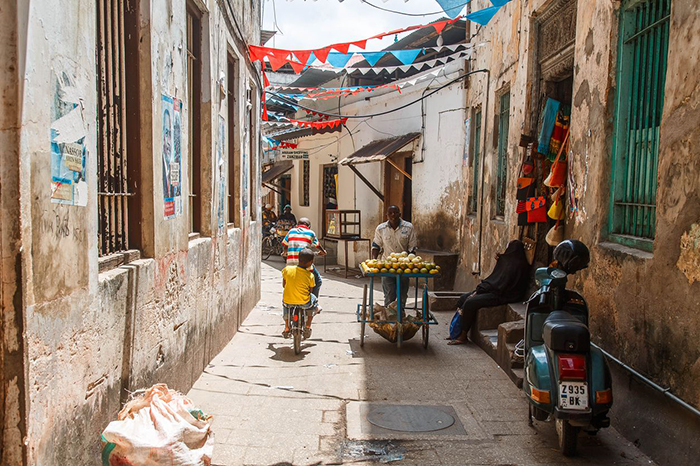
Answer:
357;271;439;349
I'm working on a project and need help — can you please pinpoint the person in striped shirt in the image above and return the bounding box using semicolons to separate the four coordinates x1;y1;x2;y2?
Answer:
283;218;327;301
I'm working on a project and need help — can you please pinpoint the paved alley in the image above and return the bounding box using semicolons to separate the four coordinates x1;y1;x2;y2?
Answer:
188;261;654;466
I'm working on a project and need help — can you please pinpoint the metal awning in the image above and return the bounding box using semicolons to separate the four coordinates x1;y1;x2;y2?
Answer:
338;133;421;166
262;161;293;183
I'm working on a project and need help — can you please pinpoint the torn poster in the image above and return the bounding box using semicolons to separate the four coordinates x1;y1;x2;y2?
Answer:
50;72;88;206
216;115;226;233
162;94;183;219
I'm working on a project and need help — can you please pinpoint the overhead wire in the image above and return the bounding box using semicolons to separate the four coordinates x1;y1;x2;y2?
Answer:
268;68;488;119
360;0;470;17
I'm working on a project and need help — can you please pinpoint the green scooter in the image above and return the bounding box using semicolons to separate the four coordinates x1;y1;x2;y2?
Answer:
523;240;613;456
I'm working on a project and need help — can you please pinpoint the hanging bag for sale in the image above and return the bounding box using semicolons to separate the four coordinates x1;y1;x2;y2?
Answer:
548;186;566;220
516;177;536;226
544;129;569;188
546;220;565;247
526;196;547;223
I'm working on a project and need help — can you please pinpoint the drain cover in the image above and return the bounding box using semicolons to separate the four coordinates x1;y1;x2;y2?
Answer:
366;405;455;432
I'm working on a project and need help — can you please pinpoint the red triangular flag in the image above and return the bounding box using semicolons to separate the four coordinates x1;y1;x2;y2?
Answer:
289;60;305;74
433;20;449;34
332;43;350;54
352;40;367;50
267;54;288;72
314;46;332;63
248;45;267;62
294;50;312;65
262;70;270;88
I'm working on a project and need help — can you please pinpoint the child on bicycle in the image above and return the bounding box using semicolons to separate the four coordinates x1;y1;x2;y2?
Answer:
282;248;319;339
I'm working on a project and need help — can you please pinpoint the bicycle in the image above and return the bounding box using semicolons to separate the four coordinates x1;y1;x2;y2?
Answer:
261;224;284;260
288;305;305;355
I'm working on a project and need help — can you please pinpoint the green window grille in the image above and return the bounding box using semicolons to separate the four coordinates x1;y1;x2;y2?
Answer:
610;0;671;250
470;110;482;214
496;92;510;217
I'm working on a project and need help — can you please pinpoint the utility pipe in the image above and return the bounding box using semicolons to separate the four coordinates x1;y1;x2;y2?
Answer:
474;69;490;276
592;343;700;419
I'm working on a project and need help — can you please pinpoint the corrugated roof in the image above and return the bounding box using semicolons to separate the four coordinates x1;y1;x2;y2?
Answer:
262;161;293;183
338;133;421;166
261;30;276;46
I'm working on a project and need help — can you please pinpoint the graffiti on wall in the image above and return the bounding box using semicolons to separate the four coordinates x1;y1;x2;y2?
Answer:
162;94;183;219
50;70;88;206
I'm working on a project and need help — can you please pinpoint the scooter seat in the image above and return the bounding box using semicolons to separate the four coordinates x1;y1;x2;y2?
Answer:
543;311;590;353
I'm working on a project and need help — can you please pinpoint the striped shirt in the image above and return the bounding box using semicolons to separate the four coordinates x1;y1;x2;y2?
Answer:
283;225;319;265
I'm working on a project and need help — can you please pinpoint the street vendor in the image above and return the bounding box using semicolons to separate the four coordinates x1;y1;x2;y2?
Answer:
372;205;418;307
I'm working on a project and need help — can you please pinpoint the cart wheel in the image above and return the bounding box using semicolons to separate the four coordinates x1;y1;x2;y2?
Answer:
422;324;429;349
360;284;368;347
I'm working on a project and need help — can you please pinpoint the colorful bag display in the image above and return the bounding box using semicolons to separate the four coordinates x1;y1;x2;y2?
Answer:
544;130;569;188
537;98;560;155
526;196;547;223
548;110;571;161
517;178;535;226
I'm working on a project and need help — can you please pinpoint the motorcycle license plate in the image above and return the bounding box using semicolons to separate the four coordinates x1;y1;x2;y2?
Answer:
559;382;588;410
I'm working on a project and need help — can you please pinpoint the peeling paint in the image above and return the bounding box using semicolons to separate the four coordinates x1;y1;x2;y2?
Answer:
677;223;700;284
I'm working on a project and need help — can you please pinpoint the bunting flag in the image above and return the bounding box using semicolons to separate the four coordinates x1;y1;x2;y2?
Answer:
248;16;464;68
287;117;348;130
257;44;471;76
435;0;470;19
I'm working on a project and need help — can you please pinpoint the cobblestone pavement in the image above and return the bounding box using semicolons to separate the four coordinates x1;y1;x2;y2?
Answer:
188;260;654;466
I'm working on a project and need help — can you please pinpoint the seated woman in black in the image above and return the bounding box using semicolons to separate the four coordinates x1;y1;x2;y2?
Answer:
448;240;530;345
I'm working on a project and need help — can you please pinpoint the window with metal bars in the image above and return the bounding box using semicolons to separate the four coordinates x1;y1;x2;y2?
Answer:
301;160;310;206
248;85;258;221
97;0;133;256
610;0;670;251
469;109;482;214
228;54;241;227
187;3;202;234
495;92;510;217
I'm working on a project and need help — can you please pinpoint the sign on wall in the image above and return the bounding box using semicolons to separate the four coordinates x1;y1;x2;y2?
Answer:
280;149;309;160
463;117;471;167
161;94;183;219
50;70;88;206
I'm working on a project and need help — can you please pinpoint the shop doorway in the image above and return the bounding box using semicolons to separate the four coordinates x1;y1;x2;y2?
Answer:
383;152;412;222
279;175;291;212
321;164;338;238
528;0;577;267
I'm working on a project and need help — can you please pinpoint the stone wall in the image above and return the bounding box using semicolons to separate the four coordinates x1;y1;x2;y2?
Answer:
3;0;263;464
457;0;700;463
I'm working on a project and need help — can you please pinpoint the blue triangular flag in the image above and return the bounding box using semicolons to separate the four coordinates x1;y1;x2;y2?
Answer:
434;0;470;19
490;0;511;7
361;52;385;67
467;5;501;26
390;49;423;66
326;52;353;68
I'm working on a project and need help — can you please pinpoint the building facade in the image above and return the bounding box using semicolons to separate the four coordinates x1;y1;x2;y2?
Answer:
458;0;699;464
263;1;699;463
0;0;262;464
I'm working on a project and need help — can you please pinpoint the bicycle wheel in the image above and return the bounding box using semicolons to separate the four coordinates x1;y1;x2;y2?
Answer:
262;236;274;260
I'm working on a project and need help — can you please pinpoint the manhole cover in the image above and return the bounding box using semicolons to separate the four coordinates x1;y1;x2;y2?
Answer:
367;405;455;432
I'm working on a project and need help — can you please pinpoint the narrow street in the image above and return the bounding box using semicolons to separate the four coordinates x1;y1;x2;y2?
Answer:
188;261;654;466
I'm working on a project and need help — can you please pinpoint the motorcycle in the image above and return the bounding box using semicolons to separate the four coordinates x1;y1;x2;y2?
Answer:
523;240;613;456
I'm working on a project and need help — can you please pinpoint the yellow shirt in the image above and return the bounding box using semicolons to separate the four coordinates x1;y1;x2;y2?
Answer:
282;266;316;305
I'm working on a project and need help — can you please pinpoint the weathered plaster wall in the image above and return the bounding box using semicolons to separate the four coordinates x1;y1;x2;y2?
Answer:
14;0;262;464
1;1;28;463
291;60;467;267
458;0;700;462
